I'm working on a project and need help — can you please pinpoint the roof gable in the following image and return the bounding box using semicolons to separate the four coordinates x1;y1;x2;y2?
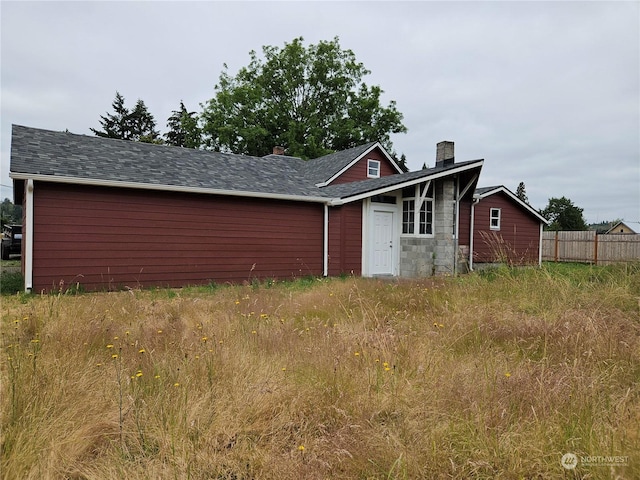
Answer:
304;142;403;186
474;185;548;225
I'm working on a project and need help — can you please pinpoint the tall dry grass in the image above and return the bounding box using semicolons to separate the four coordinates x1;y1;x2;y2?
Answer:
1;264;639;479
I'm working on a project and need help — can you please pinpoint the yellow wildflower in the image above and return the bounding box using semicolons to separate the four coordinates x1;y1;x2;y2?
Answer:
298;445;305;452
505;372;511;378
138;348;145;354
136;370;143;378
106;344;114;349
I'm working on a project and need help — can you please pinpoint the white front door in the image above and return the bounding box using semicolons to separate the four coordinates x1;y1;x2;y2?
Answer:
371;210;394;275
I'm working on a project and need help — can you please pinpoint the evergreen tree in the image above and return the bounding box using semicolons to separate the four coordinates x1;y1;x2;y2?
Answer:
515;182;528;204
165;101;202;148
91;91;131;139
130;99;161;143
91;92;161;143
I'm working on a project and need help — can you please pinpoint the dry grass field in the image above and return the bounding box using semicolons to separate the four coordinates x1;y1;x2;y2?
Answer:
1;263;639;479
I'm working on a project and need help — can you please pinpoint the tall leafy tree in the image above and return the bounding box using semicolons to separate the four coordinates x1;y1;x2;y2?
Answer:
540;196;588;231
515;182;528;204
201;37;407;159
91;92;160;143
165;101;202;148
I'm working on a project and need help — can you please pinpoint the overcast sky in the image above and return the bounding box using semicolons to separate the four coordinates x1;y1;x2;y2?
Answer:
1;1;638;224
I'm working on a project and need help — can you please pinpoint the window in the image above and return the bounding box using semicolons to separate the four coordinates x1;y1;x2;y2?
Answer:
490;208;501;230
402;183;433;235
402;199;415;234
367;159;381;178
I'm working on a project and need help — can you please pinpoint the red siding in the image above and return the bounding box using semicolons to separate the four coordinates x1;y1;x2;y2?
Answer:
473;192;541;264
327;203;363;276
32;182;324;292
331;148;398;185
458;198;472;247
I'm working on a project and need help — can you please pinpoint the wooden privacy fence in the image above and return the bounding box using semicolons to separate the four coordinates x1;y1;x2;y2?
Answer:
542;231;640;264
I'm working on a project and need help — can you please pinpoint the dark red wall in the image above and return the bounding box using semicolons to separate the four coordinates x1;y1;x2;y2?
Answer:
32;182;325;292
458;198;472;247
328;202;362;276
331;148;398;185
473;192;541;264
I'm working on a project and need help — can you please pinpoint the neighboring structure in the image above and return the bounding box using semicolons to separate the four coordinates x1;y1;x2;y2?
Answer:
604;221;636;235
462;185;549;269
10;126;483;292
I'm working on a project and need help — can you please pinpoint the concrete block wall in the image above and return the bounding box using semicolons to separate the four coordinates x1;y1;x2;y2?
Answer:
433;179;455;275
399;237;436;277
399;179;457;277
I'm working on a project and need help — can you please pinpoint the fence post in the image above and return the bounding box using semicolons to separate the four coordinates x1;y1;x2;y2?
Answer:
594;233;598;265
554;231;559;262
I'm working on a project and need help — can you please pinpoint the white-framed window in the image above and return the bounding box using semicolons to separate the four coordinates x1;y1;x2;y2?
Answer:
490;208;501;230
367;159;381;178
402;183;434;235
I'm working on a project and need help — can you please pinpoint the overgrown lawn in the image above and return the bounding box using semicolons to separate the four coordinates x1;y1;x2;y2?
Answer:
1;263;639;478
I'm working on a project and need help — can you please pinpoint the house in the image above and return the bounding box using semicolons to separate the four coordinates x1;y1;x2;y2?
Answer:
10;126;483;292
461;185;549;269
604;221;636;235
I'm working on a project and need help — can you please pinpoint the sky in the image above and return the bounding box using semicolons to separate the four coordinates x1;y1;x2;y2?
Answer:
1;0;638;224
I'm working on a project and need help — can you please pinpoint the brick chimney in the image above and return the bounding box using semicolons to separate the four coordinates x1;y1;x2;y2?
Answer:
436;141;454;167
272;146;286;155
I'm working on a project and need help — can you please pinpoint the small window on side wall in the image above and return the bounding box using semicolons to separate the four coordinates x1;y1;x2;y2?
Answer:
490;208;501;230
367;159;381;178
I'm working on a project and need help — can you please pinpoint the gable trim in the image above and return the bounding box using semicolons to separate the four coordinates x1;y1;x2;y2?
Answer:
315;142;403;187
330;160;484;206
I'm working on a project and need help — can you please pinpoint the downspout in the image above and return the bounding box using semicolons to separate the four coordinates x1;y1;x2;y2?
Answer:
469;197;479;271
25;179;34;292
323;203;329;277
453;178;460;275
538;222;543;267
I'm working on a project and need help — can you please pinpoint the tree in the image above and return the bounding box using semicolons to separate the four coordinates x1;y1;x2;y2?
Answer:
0;198;22;227
540;196;588;231
91;91;130;140
201;37;407;159
91;92;161;143
165;101;202;148
515;182;528;204
129;99;161;143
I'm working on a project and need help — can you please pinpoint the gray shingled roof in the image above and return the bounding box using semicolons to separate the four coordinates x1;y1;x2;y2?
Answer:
10;125;482;203
10;125;318;197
